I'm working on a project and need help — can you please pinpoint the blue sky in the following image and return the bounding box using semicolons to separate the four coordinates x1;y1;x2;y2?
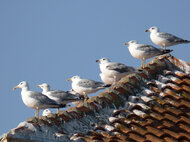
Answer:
0;0;190;135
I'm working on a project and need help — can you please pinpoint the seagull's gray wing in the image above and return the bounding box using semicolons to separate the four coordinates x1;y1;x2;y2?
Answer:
136;44;162;54
49;90;82;101
78;79;106;89
48;90;68;98
30;91;63;108
106;63;136;73
136;44;173;57
158;32;184;42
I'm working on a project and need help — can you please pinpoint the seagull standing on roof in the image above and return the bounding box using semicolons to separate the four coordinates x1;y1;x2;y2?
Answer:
145;27;190;49
96;58;140;84
13;81;64;118
124;40;173;68
37;83;84;113
67;76;110;100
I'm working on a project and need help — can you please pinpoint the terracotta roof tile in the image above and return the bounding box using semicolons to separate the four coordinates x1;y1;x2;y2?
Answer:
128;133;146;142
163;129;183;139
164;113;179;123
113;123;131;134
167;75;184;84
180;116;190;125
162;120;175;128
181;84;190;93
145;134;164;142
180;98;190;107
174;71;187;78
179;123;190;133
163;137;178;142
130;124;147;135
181;91;190;100
183;78;190;84
146;126;165;137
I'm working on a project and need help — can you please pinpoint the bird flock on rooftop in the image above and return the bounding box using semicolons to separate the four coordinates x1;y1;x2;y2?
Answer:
13;26;190;118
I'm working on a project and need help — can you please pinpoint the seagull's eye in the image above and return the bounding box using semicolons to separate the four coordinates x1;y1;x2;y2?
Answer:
103;58;105;60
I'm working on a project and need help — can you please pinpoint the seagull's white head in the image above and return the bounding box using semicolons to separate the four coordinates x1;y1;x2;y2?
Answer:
67;76;81;82
124;40;138;46
96;57;110;64
13;81;28;90
145;27;159;33
37;83;50;92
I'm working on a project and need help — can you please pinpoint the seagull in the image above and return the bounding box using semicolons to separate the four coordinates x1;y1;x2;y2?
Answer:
13;81;64;118
37;83;84;112
96;58;140;84
42;109;53;116
124;40;173;68
145;26;190;49
67;76;110;100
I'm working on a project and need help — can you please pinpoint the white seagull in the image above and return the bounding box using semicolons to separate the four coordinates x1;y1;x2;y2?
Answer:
67;76;110;99
37;83;84;112
145;26;190;49
96;58;140;84
13;81;64;118
124;40;172;68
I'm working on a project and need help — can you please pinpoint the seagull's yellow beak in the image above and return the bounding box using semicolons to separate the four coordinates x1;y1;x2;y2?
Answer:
36;85;41;88
67;78;72;81
13;86;19;90
124;43;129;45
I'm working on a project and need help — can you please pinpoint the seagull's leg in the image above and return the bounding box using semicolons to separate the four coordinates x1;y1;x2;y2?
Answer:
112;76;118;87
162;44;166;49
114;76;117;84
35;108;39;118
57;108;60;115
142;59;146;68
37;109;39;118
83;92;88;101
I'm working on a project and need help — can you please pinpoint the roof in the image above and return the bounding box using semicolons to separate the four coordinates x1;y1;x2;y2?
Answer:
1;54;190;142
